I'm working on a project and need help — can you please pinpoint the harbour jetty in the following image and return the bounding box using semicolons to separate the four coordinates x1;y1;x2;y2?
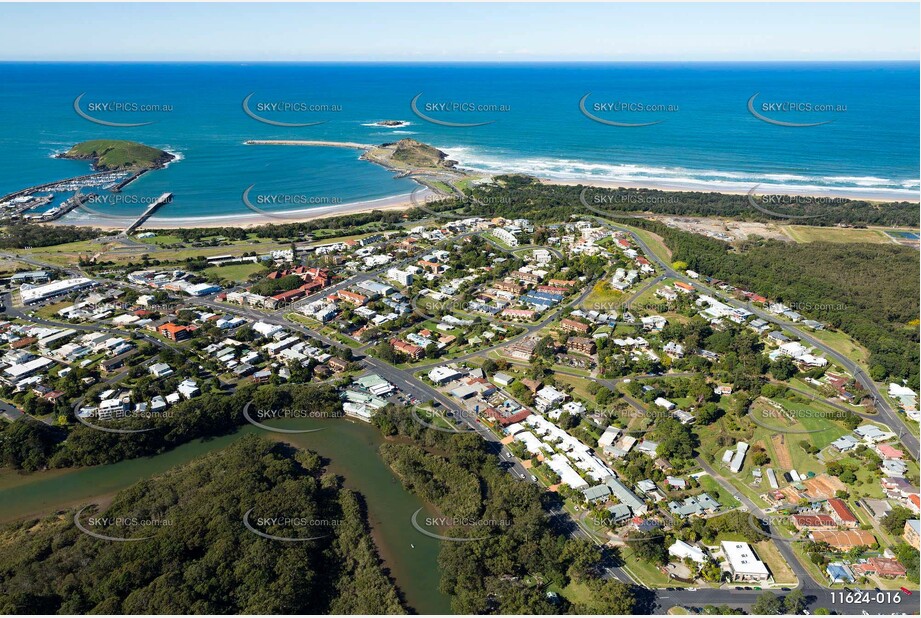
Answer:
124;192;172;235
110;168;151;193
37;192;99;222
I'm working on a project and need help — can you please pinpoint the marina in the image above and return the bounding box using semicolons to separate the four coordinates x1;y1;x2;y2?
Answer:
0;171;128;221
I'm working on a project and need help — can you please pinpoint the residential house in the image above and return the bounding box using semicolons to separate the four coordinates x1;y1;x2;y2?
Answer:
669;540;709;565
149;363;174;378
850;558;907;579
904;519;921;550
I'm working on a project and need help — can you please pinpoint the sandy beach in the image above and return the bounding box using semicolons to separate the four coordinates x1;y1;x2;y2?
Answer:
45;143;918;232
51;172;919;231
537;177;920;203
54;190;427;231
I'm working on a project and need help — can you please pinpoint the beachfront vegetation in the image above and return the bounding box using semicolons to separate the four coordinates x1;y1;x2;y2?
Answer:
0;223;102;249
464;175;918;228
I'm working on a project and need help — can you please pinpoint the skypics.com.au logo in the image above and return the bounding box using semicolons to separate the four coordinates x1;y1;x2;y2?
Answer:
747;93;846;128
242;401;343;434
745;185;848;220
73;93;173;127
241;184;344;220
409;405;479;434
579;93;678;127
410;93;509;127
577;187;676;218
410;508;510;542
409;186;511;220
74;505;173;542
242;93;342;127
243;508;341;542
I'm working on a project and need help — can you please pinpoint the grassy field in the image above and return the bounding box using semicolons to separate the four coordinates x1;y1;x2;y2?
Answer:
619;546;685;588
33;300;72;319
761;397;851;452
559;580;594;607
142;234;184;245
621;224;673;263
628;277;677;310
753;540;798;585
697;474;742;509
806;328;872;367
0;258;38;278
829;455;890;500
781;226;891;244
696;396;851;503
24;238;288;267
202;262;267;283
553;374;598;403
582;280;625;310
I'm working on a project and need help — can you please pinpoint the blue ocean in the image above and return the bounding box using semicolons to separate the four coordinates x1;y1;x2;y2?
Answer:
0;62;917;223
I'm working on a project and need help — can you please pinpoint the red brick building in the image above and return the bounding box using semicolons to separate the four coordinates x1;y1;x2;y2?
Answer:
561;318;591;334
158;322;190;342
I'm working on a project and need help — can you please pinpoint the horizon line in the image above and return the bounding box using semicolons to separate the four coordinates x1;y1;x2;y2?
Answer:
1;59;918;64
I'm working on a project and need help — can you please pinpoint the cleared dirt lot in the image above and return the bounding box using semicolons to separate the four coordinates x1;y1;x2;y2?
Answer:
649;215;790;242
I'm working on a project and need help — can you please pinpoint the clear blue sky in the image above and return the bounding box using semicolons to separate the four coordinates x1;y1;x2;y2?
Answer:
0;3;917;61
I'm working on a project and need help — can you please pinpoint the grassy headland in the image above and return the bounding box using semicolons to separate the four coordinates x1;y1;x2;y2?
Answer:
57;139;175;171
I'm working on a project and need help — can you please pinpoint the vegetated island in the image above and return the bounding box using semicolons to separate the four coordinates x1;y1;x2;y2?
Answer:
245;138;462;189
363;138;458;173
56;139;175;171
245;138;458;175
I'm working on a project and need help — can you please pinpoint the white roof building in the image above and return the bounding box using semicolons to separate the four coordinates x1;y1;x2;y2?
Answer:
177;379;200;399
3;356;54;379
598;426;622;448
428;366;462;384
669;540;709;564
654;397;676;411
721;541;771;582
252;321;285;339
19;277;95;305
547;453;589;490
730;442;749;473
515;431;551;456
